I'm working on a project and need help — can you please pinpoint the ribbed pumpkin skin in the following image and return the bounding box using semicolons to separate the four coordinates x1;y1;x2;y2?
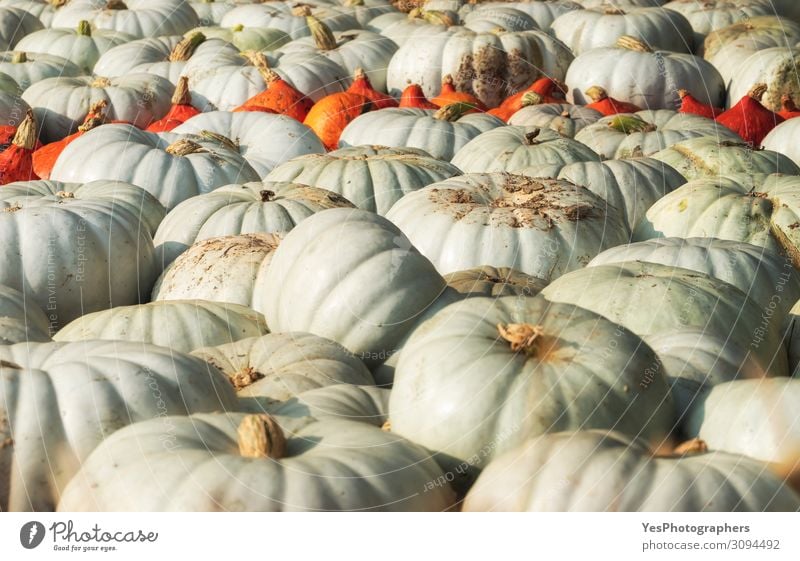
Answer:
385;174;630;280
389;296;676;490
0;284;50;345
508;103;602;138
541;262;789;379
266;146;461;215
15;27;134;73
444;266;548;298
463;430;800;512
0;180;162;329
0;52;82;91
304;92;372;151
57;412;457;512
51;0;201;39
0;340;238;512
261;208;447;367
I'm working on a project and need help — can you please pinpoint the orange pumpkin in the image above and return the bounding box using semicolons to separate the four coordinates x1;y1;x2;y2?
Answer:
347;68;397;109
0;110;39;184
677;89;722;119
431;75;487;111
146;76;200;132
233;51;313;121
488;92;545;122
492;78;566;121
304;92;373;151
584;86;641;116
716;83;783;147
33;100;109;180
399;83;438;109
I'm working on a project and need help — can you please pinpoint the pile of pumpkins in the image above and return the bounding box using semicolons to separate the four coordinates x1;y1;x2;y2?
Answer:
3;0;800;512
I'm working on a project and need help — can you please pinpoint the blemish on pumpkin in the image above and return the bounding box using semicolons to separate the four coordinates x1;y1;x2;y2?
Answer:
229;366;265;390
497;323;561;361
678;199;688;212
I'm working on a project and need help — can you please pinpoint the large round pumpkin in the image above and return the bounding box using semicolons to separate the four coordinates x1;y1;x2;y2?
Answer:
51;0;200;39
389;295;676;491
0;340;238;511
57;412;457;511
384;173;630;279
463;430;800;511
266;146;461;215
260;207;446;367
0;179;161;329
0;52;82;92
153;181;353;266
192;331;375;406
727;46;800;112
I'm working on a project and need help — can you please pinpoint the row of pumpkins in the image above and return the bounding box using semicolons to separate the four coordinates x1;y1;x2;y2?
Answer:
2;0;800;512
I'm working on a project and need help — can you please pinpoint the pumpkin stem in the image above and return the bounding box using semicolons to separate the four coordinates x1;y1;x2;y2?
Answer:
524;128;542;145
381;420;391;432
433;102;475;121
782;94;799;112
77;20;92;36
671;438;708;457
11;51;27;63
48;0;68;6
584;85;609;103
199;130;238;151
748;83;768;101
229;366;265;390
91;76;111;88
241;50;277;84
0;359;23;369
497;323;547;356
291;4;312;16
232;23;244;32
171;76;192;105
604;7;625;15
12;110;36;150
260;189;276;202
414;9;455;26
165;138;208;156
520;91;543;107
55;190;75;198
106;0;127;9
607;114;656;134
677;89;690;100
237;414;287;459
615;35;652;52
307;15;338;51
77;99;108;132
169;32;206;62
342;0;363;6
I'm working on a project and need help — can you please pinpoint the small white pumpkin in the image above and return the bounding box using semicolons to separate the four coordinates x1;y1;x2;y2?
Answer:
663;0;777;46
93;35;181;77
463;430;800;511
220;3;359;39
451;126;600;174
0;340;238;512
0;52;82;91
266;146;461;216
0;6;43;50
339;106;504;160
385;173;630;279
188;24;290;52
192;331;374;405
261;208;447;367
153;181;353;266
267;384;389;427
508;102;602;138
444;266;548;297
51;0;200;39
763;119;800;167
0;283;50;344
727;46;800;111
50;124;260;210
462;6;538;33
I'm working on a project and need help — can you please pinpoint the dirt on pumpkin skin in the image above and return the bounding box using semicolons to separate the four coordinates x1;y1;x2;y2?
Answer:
454;45;539;108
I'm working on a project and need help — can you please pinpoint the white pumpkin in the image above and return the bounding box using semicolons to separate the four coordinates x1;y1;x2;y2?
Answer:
481;0;582;31
0;52;81;92
589;237;800;318
540;261;789;377
58;412;456;511
389;295;676;489
385;173;630;279
51;0;200;39
267;383;389;427
633;174;800;268
386;28;574;108
53;300;268;353
0;180;161;329
278;25;398;92
192;331;374;405
650;138;800;181
366;10;454;47
554;157;685;231
266;146;461;215
188;24;290;52
565;36;725;110
0;91;29;127
339;107;504;160
220;3;359;39
663;0;778;46
153;181;352;266
22;74;173;142
0;72;18;95
687;379;800;472
261;208;447;367
0;283;50;345
451;126;600;174
552;7;693;55
462;6;538;33
573;110;740;160
0;0;56;27
463;430;800;511
0;340;238;512
50;124;260;210
728;47;800;111
93;35;181;77
153;233;281;305
15;20;133;73
172;110;326;177
190;0;235;26
763;119;800;167
508;102;602;138
703;16;800;62
0;6;43;50
444;266;548;297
